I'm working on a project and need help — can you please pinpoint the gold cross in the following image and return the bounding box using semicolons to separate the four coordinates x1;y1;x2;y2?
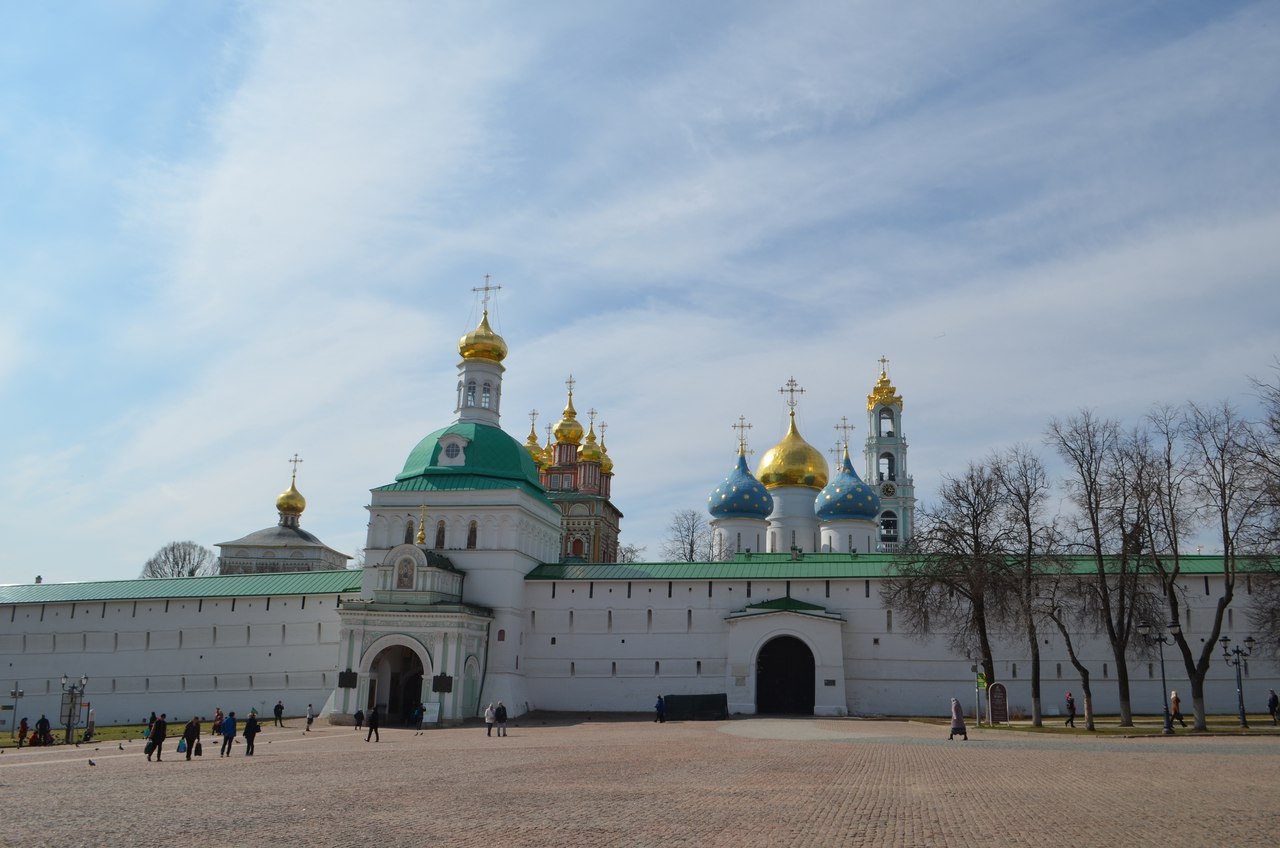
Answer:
834;416;856;450
779;377;805;409
529;409;539;428
587;408;597;427
472;274;502;310
878;355;890;373
288;453;304;482
565;374;576;396
598;421;608;442
732;416;753;454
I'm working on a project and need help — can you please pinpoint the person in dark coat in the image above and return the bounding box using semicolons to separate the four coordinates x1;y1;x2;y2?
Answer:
17;717;28;748
654;695;666;723
412;703;425;735
35;714;51;745
243;713;260;756
948;698;968;740
354;708;364;730
365;707;380;742
1268;689;1278;725
273;700;284;727
148;713;168;761
1064;692;1076;728
183;716;201;761
220;711;237;757
495;702;508;737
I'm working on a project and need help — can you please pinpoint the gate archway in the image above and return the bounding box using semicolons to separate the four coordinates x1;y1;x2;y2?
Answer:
367;643;426;725
755;635;816;715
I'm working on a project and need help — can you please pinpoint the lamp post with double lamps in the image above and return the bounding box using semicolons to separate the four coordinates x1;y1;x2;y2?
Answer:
1137;621;1180;735
1220;635;1256;728
59;674;88;744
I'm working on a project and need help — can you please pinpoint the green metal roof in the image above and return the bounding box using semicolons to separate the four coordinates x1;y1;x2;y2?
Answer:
375;474;546;499
525;553;1257;581
392;423;548;504
0;570;362;606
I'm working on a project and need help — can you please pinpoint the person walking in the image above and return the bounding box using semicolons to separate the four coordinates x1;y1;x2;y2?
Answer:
183;716;201;761
243;712;260;756
148;713;168;762
1064;692;1076;728
273;700;284;727
484;704;495;737
220;711;237;757
495;702;508;737
412;703;425;735
212;707;224;737
1267;689;1278;725
17;717;28;748
354;708;364;730
948;698;968;740
654;695;666;723
365;706;380;742
1170;690;1186;727
305;704;314;732
35;714;51;746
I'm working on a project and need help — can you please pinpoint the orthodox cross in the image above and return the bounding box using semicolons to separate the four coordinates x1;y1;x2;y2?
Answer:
598;421;608;444
472;274;502;311
587;408;597;429
779;377;805;409
288;453;303;482
544;423;553;446
565;374;576;396
828;442;844;464
878;355;890;373
834;416;856;451
529;409;539;429
732;415;753;454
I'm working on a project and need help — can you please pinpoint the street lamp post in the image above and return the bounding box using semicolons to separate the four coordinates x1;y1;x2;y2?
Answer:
1138;621;1180;735
1220;635;1256;729
59;674;88;745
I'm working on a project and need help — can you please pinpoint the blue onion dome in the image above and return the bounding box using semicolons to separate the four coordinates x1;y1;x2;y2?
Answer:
708;452;774;519
815;449;880;521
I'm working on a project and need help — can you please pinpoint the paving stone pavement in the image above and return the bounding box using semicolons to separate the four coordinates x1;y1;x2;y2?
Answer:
2;715;1277;848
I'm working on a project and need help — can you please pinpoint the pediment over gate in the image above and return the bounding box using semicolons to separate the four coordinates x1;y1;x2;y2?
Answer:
725;596;845;623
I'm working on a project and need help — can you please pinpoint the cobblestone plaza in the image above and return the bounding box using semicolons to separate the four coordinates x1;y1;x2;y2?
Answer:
3;715;1277;847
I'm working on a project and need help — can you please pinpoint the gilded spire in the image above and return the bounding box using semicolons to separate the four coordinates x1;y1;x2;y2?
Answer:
458;276;508;362
580;408;603;463
599;421;614;474
416;504;428;545
554;374;584;445
276;454;307;520
867;356;903;411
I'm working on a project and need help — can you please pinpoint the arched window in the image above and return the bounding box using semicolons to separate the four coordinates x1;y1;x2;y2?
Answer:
466;381;476;407
880;511;899;542
481;382;492;409
878;408;896;437
404;520;414;544
878;452;896;482
435;520;446;549
572;538;584;557
467;521;477;549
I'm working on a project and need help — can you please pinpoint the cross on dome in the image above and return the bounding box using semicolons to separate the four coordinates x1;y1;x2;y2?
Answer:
565;374;576;396
779;377;806;409
834;416;856;450
732;415;753;454
288;453;304;482
472;274;502;311
878;355;890;374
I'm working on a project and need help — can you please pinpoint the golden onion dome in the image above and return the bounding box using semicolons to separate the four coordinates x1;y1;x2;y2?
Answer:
579;425;603;463
554;393;584;445
524;422;546;468
599;436;614;474
756;411;829;489
276;477;307;516
458;310;508;362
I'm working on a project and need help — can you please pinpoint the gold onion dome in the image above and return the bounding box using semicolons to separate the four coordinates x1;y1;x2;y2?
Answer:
579;425;603;463
756;411;829;489
276;478;307;516
554;394;584;445
599;436;614;474
524;423;546;468
458;310;508;362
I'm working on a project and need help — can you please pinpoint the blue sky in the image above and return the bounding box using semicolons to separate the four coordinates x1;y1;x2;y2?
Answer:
2;1;1278;583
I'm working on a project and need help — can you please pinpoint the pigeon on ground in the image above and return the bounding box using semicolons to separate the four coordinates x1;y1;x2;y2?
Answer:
118;743;125;750
88;760;96;766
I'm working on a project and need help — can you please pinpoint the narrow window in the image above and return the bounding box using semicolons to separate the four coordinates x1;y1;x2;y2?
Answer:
746;581;752;598
1148;663;1154;679
667;582;672;599
697;661;702;675
531;611;536;629
466;381;476;406
647;609;652;630
708;581;713;598
611;662;616;677
1011;663;1017;679
825;580;830;598
1228;608;1234;629
435;521;445;549
568;611;573;630
589;582;594;599
607;610;612;633
551;582;556;599
886;609;892;632
1103;663;1109;679
627;582;632;599
571;662;576;677
865;580;870;598
467;521;477;549
404;520;414;544
1203;575;1210;595
686;610;692;632
481;382;492;408
1056;663;1062;678
655;661;660;676
497;629;506;642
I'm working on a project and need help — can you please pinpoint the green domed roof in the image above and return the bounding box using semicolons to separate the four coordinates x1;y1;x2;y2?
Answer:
383;422;546;499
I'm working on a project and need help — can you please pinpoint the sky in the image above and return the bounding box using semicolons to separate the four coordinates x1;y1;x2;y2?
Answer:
2;1;1278;584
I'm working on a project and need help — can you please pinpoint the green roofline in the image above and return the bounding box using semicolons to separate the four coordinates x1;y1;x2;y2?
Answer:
0;570;362;606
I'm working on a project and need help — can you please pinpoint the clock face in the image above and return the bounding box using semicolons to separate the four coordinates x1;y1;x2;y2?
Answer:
881;482;896;497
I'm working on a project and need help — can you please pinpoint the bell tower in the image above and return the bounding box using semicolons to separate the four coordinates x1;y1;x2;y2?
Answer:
864;358;915;550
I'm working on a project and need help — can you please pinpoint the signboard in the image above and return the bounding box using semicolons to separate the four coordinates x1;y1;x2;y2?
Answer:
60;692;82;727
431;674;454;693
423;702;441;724
988;682;1009;724
337;670;358;689
976;672;987;690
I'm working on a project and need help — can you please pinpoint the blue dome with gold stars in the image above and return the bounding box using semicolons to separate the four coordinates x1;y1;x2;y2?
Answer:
708;453;774;519
815;451;879;521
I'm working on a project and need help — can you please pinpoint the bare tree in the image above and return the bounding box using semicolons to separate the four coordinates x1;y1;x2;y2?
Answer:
882;462;1013;689
617;543;647;563
660;510;714;562
140;541;218;578
1245;361;1280;653
1047;410;1148;726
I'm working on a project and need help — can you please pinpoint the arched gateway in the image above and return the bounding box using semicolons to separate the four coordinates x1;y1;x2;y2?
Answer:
755;635;816;714
367;643;426;724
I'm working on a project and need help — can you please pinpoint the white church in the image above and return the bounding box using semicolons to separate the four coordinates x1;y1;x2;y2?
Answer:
0;298;1271;728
